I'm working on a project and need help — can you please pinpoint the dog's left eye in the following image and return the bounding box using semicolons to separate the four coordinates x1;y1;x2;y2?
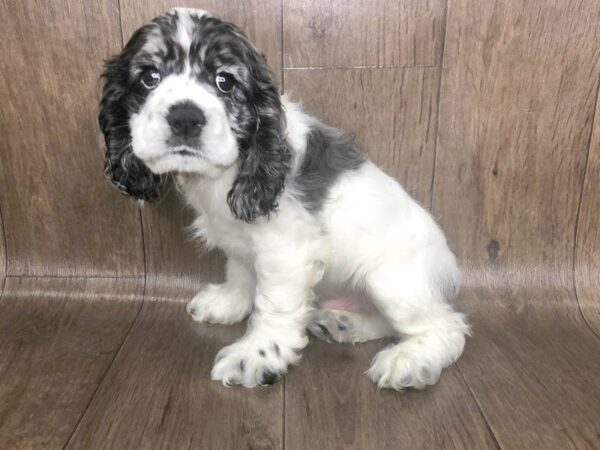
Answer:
215;72;235;93
141;69;161;89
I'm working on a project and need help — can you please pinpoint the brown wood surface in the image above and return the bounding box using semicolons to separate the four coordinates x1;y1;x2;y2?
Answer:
285;67;439;206
141;187;225;298
0;211;5;297
65;301;283;450
455;288;600;449
433;0;600;291
0;0;599;449
430;1;600;447
0;0;145;277
285;339;498;450
575;84;600;336
283;0;446;68
0;277;142;449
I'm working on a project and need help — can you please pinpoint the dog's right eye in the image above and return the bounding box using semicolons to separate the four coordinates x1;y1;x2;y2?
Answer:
141;69;161;89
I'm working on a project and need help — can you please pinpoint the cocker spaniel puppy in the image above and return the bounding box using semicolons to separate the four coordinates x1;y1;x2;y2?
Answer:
99;8;469;390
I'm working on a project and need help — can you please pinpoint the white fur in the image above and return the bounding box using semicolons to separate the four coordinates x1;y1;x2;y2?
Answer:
171;99;469;389
186;257;254;324
130;9;469;390
173;8;208;54
131;73;238;177
308;309;395;344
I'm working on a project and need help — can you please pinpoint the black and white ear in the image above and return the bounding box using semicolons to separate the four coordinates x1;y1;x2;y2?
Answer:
226;56;291;222
99;27;162;202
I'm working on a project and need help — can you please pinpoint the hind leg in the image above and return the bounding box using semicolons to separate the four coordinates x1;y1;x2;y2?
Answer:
364;258;469;390
308;308;395;343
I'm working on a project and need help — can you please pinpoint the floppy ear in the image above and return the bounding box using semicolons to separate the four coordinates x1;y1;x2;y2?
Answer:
99;27;162;201
226;55;291;223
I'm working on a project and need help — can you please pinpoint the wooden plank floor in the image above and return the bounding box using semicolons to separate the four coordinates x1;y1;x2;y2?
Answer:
0;278;143;449
457;289;600;449
65;299;283;450
284;337;496;449
1;283;598;449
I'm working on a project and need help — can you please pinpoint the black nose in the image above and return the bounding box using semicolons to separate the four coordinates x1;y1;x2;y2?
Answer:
166;101;206;138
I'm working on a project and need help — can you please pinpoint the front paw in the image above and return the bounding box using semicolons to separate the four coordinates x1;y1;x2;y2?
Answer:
186;283;251;325
211;336;306;387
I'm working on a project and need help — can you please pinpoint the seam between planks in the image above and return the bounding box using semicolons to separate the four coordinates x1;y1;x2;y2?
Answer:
61;291;145;450
0;201;7;304
430;2;503;446
429;0;449;212
5;274;145;279
456;363;503;450
572;73;600;341
116;0;125;44
282;376;286;450
280;0;285;93
283;64;439;70
62;4;151;445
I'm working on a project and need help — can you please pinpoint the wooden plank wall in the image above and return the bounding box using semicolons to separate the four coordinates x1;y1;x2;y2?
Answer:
0;0;145;278
0;0;599;448
435;0;600;292
1;1;597;297
431;3;600;447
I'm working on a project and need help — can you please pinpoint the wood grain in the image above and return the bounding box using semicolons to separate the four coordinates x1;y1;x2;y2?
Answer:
138;185;225;302
0;0;145;276
455;287;600;449
285;339;498;450
0;277;142;449
431;1;600;447
433;0;600;290
283;0;445;68
0;210;5;297
65;300;283;450
0;0;599;448
285;68;439;207
575;81;600;336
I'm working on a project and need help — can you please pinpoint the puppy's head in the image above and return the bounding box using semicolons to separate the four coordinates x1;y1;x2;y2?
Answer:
99;8;290;221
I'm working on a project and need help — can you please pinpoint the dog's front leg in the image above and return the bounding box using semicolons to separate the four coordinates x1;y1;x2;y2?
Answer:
186;257;255;325
211;244;318;387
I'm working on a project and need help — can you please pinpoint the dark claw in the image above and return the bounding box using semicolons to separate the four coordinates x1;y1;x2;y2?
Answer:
272;343;280;356
258;349;266;357
337;322;348;331
239;360;245;373
317;323;332;340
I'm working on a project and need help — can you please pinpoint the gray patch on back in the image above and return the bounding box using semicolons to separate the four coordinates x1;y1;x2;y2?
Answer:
295;123;366;212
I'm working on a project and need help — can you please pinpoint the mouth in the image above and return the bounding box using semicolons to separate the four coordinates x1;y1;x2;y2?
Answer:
170;146;204;158
173;148;200;157
145;146;205;168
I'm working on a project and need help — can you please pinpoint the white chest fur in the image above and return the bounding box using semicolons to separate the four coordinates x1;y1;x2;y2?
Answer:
177;170;254;259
